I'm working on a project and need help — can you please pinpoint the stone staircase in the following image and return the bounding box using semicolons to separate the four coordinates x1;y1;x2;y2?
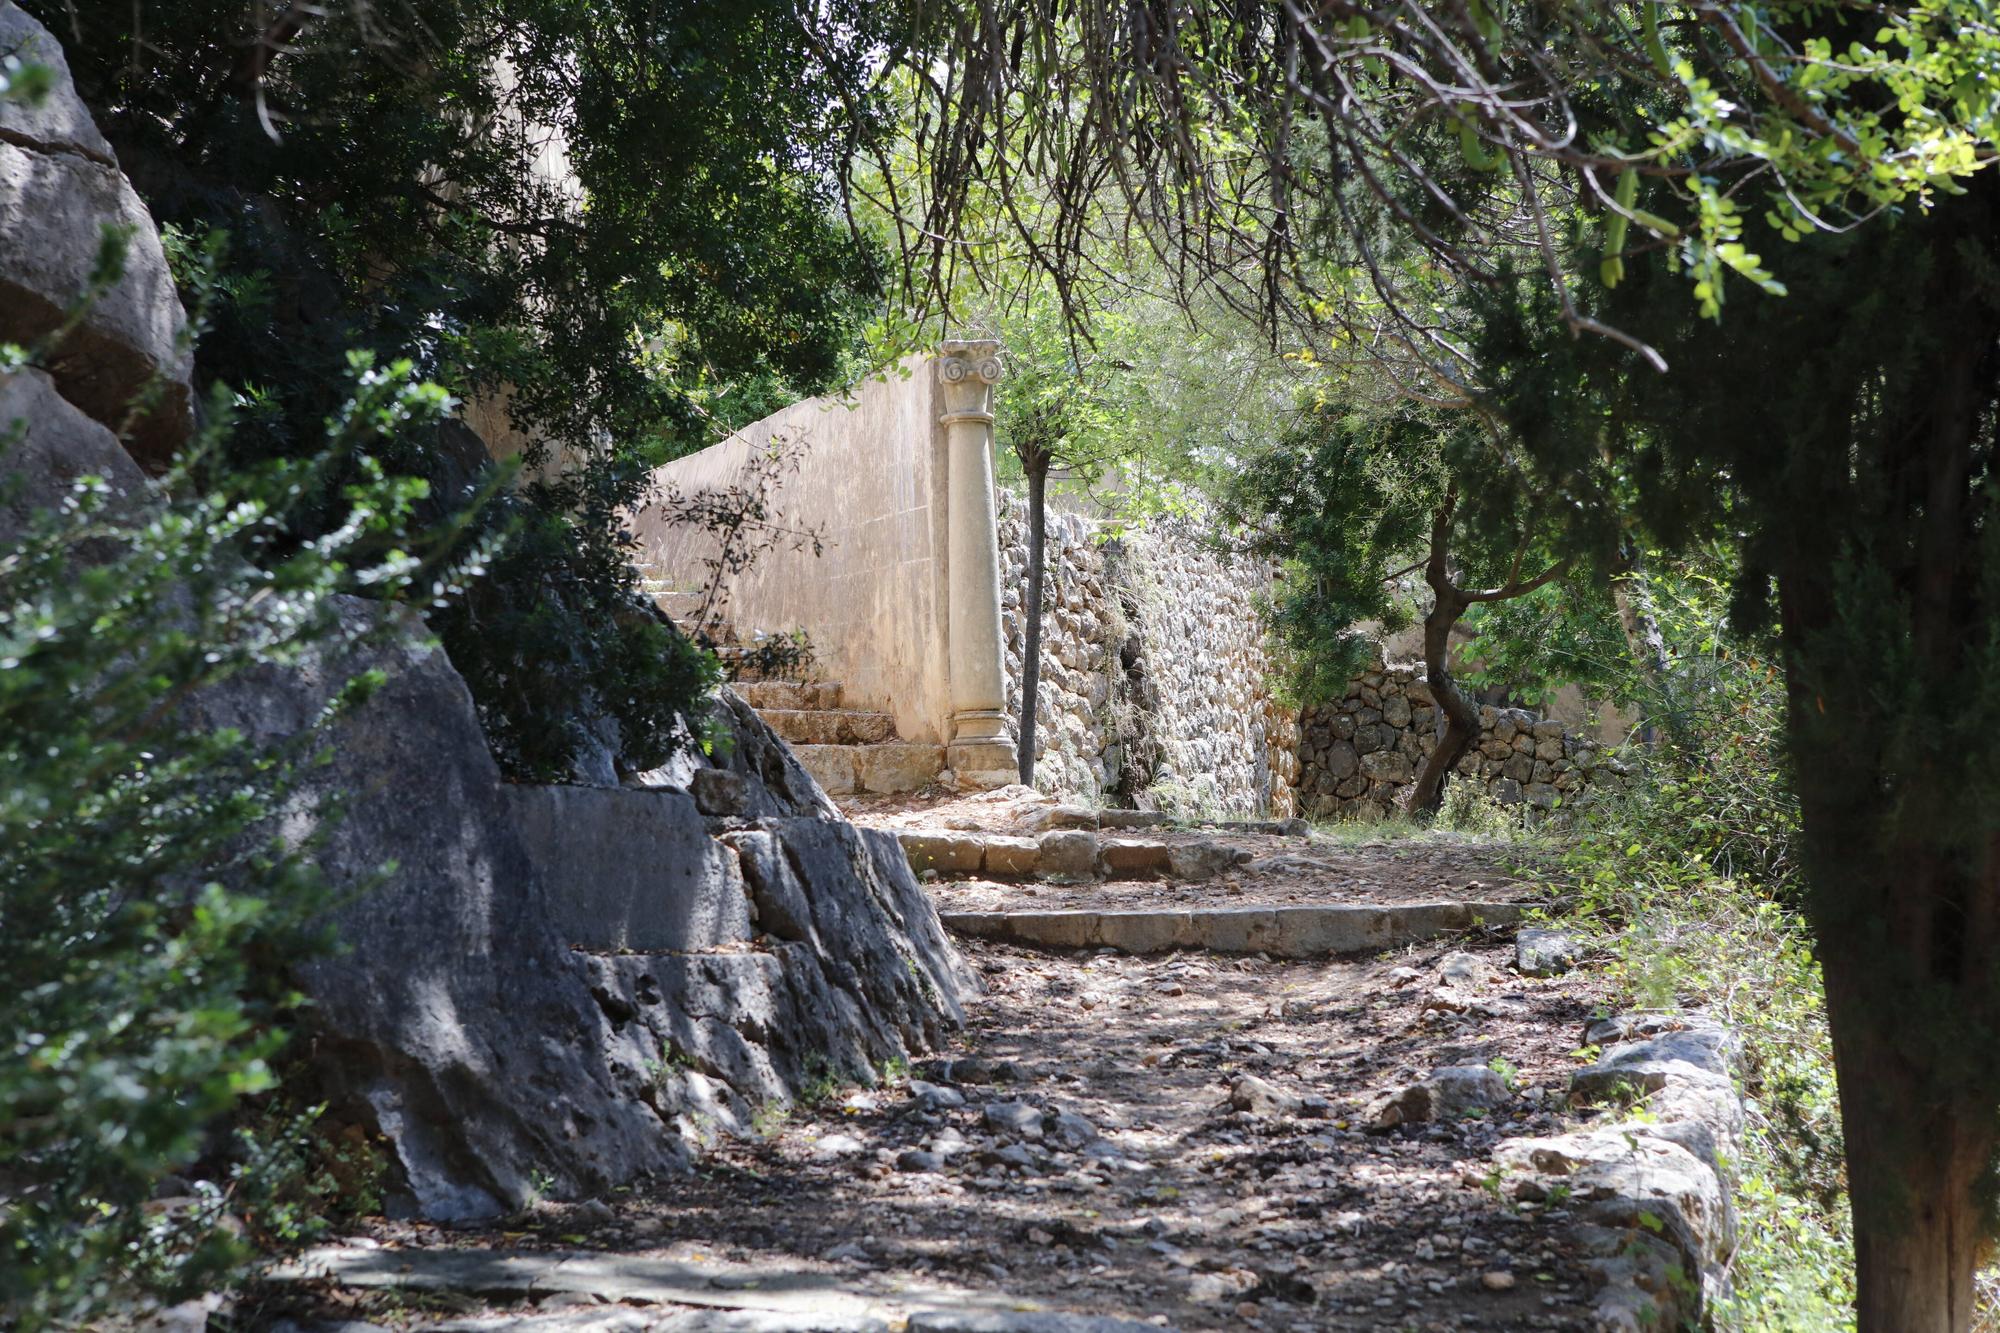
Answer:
736;680;943;795
651;585;944;795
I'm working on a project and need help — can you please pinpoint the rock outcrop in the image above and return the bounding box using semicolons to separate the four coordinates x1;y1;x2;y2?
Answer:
0;1;193;465
0;366;149;544
188;632;971;1220
1490;1014;1744;1330
1;5;969;1222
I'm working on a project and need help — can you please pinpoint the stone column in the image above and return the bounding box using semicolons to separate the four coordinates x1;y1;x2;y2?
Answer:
937;339;1016;787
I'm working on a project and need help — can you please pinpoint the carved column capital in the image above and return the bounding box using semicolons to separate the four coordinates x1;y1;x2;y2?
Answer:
937;339;1003;422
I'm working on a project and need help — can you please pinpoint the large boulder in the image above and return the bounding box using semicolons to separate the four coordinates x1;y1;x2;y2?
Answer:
186;608;688;1221
0;1;193;466
193;644;970;1221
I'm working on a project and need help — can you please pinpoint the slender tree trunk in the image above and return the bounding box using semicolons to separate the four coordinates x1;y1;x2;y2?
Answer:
1403;504;1475;816
1403;592;1476;816
1017;458;1049;786
1609;549;1670;688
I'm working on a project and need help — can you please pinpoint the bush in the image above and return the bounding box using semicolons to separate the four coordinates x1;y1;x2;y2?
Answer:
0;356;452;1329
1555;561;1850;1330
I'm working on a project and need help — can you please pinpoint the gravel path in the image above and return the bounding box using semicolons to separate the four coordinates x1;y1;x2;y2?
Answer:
286;929;1618;1332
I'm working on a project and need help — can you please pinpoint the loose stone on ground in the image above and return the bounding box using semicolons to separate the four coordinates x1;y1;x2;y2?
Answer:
268;927;1639;1331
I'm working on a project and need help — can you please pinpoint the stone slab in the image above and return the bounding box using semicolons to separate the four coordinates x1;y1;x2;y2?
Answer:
761;709;895;745
939;901;1527;957
266;1245;1086;1326
1094;810;1170;831
980;835;1041;875
792;744;859;794
1036;830;1100;878
735;680;842;711
506;786;753;953
1096;839;1171;876
857;742;945;793
898;830;986;874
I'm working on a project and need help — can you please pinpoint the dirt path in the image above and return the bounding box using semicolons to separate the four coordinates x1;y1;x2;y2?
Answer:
287;920;1618;1332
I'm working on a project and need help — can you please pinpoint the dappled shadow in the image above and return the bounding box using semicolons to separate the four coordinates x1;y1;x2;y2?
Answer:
337;936;1616;1330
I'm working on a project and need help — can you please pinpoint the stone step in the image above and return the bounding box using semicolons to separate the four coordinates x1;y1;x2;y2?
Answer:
794;742;944;796
650;586;710;622
893;827;1249;882
760;707;897;746
711;644;818;683
264;1242;1156;1328
738;679;844;711
939;900;1527;957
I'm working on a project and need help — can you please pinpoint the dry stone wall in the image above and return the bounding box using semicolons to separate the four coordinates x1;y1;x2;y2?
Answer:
1296;651;1628;820
997;491;1297;816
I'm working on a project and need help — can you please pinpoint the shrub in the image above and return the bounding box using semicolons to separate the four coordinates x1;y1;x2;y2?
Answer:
1556;561;1849;1330
0;355;453;1329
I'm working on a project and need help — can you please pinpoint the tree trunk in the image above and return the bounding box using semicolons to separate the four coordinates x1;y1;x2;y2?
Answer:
1016;459;1049;786
1765;221;2000;1328
1607;546;1676;745
1402;590;1476;816
1609;549;1670;689
1822;939;1992;1332
1403;501;1475;817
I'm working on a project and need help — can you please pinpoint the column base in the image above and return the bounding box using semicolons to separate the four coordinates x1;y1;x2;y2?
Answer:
949;708;1010;742
947;738;1020;791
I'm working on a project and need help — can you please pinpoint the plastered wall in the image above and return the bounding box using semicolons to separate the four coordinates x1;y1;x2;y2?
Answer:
630;360;957;744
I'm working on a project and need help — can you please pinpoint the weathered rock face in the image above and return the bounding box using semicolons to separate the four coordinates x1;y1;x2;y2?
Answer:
0;366;149;545
1296;650;1630;820
1;15;970;1222
997;492;1297;816
187;611;688;1222
0;2;193;466
191;622;970;1224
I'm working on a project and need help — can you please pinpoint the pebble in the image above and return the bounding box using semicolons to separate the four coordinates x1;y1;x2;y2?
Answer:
571;1198;614;1226
983;1101;1044;1140
895;1149;943;1173
1228;1073;1302;1118
813;1132;867;1157
1481;1270;1517;1292
1048;1110;1099;1148
909;1079;967;1110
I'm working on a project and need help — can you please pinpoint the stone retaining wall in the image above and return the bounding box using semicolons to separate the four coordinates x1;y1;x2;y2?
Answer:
997;492;1297;816
1296;652;1627;819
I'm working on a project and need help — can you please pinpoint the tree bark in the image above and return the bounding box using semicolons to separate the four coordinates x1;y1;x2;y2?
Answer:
1606;545;1678;745
1400;488;1569;818
1609;548;1670;688
1016;456;1049;786
1822;939;1993;1333
1403;502;1475;816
